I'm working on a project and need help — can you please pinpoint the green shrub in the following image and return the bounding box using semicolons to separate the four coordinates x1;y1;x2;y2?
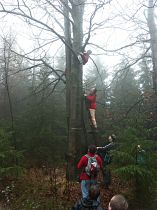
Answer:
112;128;157;209
0;128;23;178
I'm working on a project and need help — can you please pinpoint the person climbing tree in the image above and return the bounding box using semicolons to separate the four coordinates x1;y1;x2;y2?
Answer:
97;134;116;189
78;50;92;65
77;145;103;199
85;87;97;131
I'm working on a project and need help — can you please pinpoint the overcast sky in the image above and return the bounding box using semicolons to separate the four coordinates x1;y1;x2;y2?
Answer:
0;0;155;73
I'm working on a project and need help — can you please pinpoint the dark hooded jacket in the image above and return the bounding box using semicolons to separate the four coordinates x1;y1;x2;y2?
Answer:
71;198;103;210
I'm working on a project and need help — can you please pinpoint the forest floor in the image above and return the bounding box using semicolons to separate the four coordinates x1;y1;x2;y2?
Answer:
0;168;129;210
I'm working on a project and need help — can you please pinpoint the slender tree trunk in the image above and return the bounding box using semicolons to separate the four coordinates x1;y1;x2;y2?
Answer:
3;39;19;172
147;0;157;94
64;0;72;144
3;41;17;148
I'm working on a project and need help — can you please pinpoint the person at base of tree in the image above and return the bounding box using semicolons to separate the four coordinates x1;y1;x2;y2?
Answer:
77;145;103;199
78;50;92;65
108;194;128;210
97;134;116;189
85;87;97;131
71;184;103;210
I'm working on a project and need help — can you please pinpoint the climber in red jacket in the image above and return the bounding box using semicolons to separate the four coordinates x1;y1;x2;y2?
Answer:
78;50;92;65
85;87;97;130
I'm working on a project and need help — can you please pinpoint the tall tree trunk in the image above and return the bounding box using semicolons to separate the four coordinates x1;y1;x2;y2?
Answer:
64;0;86;180
147;0;157;141
147;0;157;94
64;0;72;144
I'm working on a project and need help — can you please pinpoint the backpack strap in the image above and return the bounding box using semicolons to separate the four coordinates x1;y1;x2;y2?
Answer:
85;154;89;158
85;154;98;163
95;154;98;158
84;154;89;173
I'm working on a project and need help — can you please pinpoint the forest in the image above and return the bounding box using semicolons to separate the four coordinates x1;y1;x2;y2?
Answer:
0;0;157;210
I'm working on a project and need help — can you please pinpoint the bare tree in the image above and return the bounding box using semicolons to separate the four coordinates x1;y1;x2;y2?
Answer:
0;0;112;179
3;0;155;179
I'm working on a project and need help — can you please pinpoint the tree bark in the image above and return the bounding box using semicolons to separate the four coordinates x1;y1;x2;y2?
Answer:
147;0;157;94
64;0;86;180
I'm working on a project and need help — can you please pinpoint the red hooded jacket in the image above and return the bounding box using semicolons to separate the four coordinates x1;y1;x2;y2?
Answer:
86;94;96;109
77;152;102;180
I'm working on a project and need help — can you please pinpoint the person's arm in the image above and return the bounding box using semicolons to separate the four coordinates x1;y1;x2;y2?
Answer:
97;142;114;151
104;142;114;150
96;146;105;149
77;156;86;169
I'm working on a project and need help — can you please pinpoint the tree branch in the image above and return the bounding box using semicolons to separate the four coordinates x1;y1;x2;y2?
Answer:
0;4;77;58
10;49;66;84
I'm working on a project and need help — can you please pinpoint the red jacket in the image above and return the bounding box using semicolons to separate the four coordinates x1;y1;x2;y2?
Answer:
86;94;96;109
77;152;102;180
81;52;90;65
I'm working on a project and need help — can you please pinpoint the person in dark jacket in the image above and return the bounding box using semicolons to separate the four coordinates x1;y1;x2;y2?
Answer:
71;184;103;210
97;134;116;189
97;134;116;157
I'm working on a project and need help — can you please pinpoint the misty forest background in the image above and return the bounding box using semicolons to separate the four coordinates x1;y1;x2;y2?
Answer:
0;0;157;210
